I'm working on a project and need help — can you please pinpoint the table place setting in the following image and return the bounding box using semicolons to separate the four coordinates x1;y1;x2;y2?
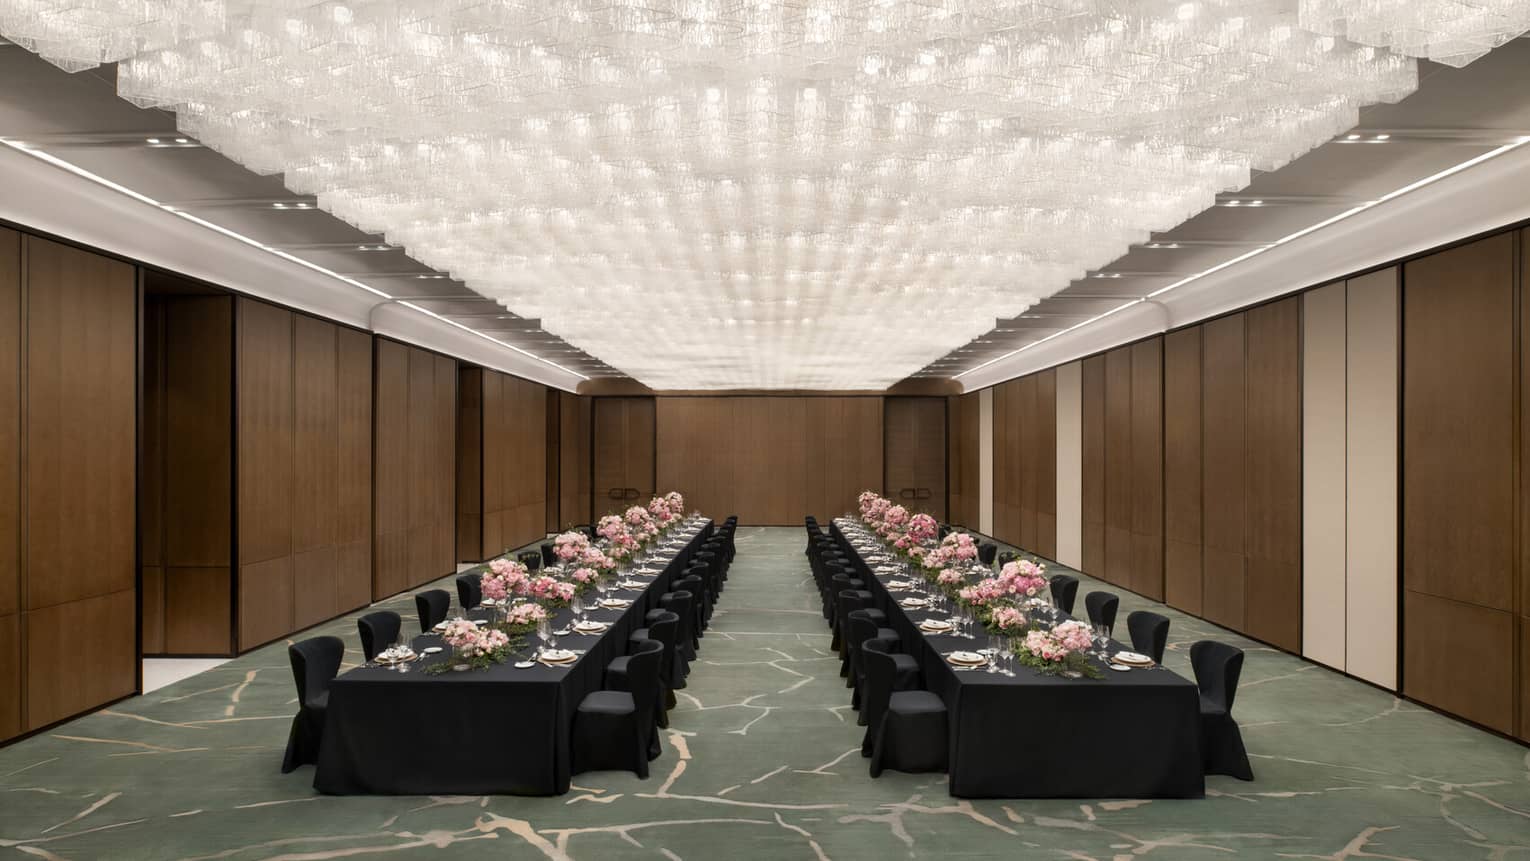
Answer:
537;648;579;667
918;618;955;634
598;597;632;610
372;645;418;667
572;619;610;635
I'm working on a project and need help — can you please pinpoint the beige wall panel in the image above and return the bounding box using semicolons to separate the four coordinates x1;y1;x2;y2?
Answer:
1302;282;1348;670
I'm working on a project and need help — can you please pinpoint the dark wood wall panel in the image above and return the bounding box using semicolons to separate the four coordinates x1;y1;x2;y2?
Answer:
557;392;593;528
1036;370;1058;560
884;397;946;521
991;382;1013;542
0;229;17;740
1243;298;1302;651
373;340;455;600
1403;233;1517;735
1130;338;1165;601
593;397;656;516
236;299;295;648
144;294;233;655
948;393;981;529
655;397;882;525
1081;356;1106;577
460;369;549;561
1201;314;1247;633
334;328;373;614
1017;375;1039;548
1522;228;1530;744
1103;347;1133;588
1163;327;1204;614
23;237;137;730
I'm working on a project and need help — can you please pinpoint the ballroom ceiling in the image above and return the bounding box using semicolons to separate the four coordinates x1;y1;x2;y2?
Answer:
0;4;1527;390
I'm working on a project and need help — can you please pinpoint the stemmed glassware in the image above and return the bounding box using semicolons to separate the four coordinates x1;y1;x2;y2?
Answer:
536;617;552;659
1093;623;1112;662
571;595;585;627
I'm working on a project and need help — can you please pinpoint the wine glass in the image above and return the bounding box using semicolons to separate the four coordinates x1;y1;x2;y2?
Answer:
1093;623;1111;661
571;595;585;627
536;617;551;659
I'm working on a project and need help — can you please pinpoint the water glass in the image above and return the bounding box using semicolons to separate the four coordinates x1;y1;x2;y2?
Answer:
571;596;585;625
536;618;551;658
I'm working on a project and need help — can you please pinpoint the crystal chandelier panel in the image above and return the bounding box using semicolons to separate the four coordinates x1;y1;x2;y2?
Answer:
0;1;1438;388
1301;0;1530;67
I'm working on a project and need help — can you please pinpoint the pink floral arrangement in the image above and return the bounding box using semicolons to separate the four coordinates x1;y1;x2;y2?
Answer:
664;490;685;514
1021;620;1094;663
623;505;650;526
958;578;1007;607
883;504;909;528
906;513;938;544
597;515;627;542
570;566;597;584
580;545;616;572
504;602;547;627
482;558;529;600
554;531;590;561
942;532;979;561
937;568;966;586
440;618;481;648
526;576;577;604
989;606;1028;631
997;560;1049;598
862;495;891;527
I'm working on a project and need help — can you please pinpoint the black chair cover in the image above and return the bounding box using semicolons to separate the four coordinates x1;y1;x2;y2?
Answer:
1084;591;1120;633
997;550;1019;568
573;639;664;777
1049;575;1080;615
540;542;557;568
414;589;451;633
862;640;948;777
1191;641;1254;781
977;543;998;566
673;575;706;649
456;574;482;611
625;611;681;723
1127;610;1171;664
356;611;401;662
518;550;542;572
657;590;697;666
281;635;344;773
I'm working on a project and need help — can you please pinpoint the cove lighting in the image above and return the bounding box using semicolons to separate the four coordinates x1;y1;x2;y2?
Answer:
956;137;1530;382
0;137;588;383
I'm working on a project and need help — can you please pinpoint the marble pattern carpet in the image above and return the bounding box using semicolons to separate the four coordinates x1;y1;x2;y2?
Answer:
2;527;1528;860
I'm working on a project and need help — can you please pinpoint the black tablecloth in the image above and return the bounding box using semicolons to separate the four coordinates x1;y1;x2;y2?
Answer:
313;521;712;795
832;521;1203;799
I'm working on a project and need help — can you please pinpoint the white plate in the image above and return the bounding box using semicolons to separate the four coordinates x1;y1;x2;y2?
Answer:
919;619;953;631
472;619;489;626
947;650;987;666
600;599;632;609
1109;664;1133;672
574;621;609;634
1113;651;1151;663
421;646;443;655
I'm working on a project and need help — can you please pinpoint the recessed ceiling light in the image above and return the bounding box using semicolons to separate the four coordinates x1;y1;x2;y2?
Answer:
1375;133;1390;141
1346;133;1362;140
1249;199;1264;206
294;202;311;209
1225;200;1240;206
174;138;189;144
145;138;161;144
272;203;286;209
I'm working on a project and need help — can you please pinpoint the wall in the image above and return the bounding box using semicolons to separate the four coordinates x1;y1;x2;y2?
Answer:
592;397;656;516
655;396;883;525
141;292;233;655
1;234;138;741
373;339;454;601
947;392;980;528
885;397;947;521
457;366;549;561
1402;232;1525;739
236;298;372;650
556;392;593;529
992;371;1057;557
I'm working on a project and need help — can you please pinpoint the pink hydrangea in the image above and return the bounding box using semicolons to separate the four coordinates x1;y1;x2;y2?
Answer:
504;602;547;626
990;606;1027;630
570;566;597;584
554;531;590;561
906;513;938;544
937;568;966;586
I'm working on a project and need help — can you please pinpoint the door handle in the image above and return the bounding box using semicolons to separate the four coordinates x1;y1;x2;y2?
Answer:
899;488;916;500
607;487;626;500
915;487;932;500
625;487;641;500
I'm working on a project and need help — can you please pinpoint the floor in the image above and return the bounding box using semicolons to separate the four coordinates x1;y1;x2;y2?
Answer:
141;660;232;695
1;527;1528;860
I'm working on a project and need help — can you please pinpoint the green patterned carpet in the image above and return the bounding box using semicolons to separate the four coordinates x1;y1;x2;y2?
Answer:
2;527;1528;860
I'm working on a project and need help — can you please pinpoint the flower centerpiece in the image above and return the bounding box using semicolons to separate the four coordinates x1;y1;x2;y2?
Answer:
481;558;529;601
434;618;516;673
525;575;577;607
986;605;1033;634
553;530;590;564
501;601;548;635
1016;619;1101;678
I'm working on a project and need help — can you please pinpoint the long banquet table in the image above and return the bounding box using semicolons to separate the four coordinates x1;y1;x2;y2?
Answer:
313;519;712;796
831;518;1204;799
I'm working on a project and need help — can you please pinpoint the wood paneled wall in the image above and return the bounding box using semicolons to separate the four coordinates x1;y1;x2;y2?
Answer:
947;392;981;529
992;371;1057;558
655;396;883;524
1080;343;1164;598
1402;232;1523;738
593;397;656;514
374;339;455;600
885;397;947;521
141;293;232;655
457;367;548;561
1159;299;1303;652
7;236;138;737
557;392;593;528
236;299;372;650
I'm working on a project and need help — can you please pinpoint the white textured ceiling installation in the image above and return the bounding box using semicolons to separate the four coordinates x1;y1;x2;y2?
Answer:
1;2;1525;388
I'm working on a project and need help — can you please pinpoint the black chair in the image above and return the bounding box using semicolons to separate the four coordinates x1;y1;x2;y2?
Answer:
977;542;998;566
652;590;697;669
835;590;886;674
1084;590;1119;634
540;542;557;569
456;573;482;611
1190;641;1254;781
1127;611;1171;664
414;589;450;633
624;611;681;722
997;550;1019;568
357;610;401;662
861;640;948;777
581;525;599;541
281;635;344;773
1049;575;1079;616
847;613;917;719
574;639;665;777
673;574;706;650
518;550;542;572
